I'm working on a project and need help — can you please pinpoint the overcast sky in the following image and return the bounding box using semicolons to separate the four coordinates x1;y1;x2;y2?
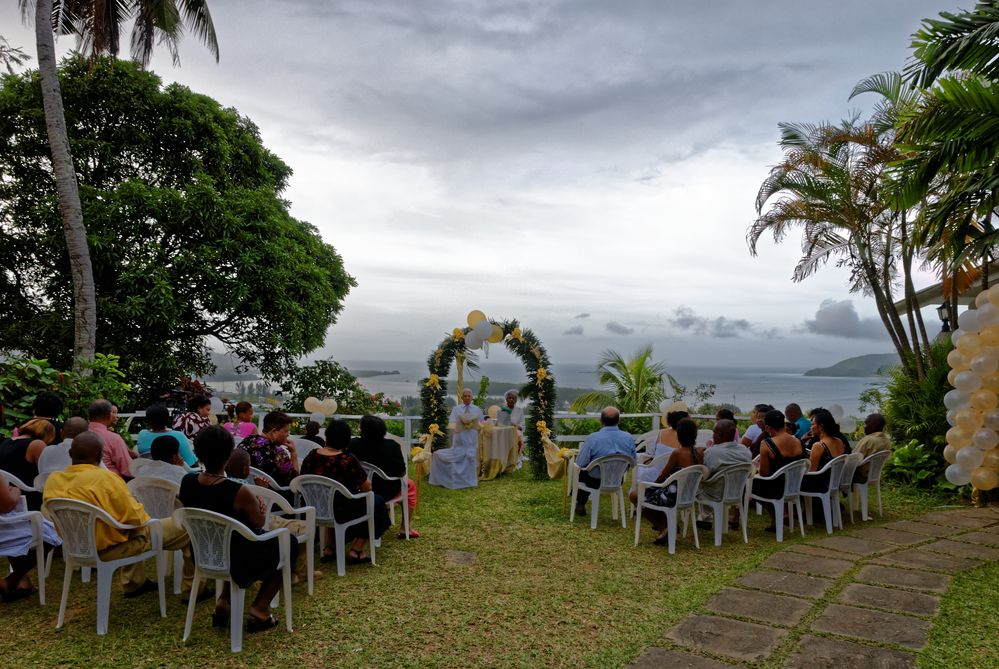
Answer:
1;0;952;369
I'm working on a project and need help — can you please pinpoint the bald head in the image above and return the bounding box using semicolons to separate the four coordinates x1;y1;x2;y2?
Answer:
69;431;104;465
62;417;89;441
713;419;737;444
600;406;621;426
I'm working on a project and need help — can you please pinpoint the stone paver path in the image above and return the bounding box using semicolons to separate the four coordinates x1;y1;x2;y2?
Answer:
627;505;999;668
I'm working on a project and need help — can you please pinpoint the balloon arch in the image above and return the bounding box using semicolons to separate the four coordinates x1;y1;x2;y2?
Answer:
420;313;556;480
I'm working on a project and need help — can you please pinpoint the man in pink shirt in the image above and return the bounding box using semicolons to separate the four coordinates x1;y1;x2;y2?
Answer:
89;399;135;478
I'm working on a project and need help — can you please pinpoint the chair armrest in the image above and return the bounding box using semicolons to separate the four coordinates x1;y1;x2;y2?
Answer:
234;524;290;544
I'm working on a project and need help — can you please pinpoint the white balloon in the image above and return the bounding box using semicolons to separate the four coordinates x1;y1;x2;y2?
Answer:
957;446;985;469
951;327;965;344
465;331;484;350
971;354;999;377
947;409;958;426
303;396;322;413
973;428;999;451
978;302;999;328
473;318;492;337
984;409;999;431
828;403;845;421
955;371;983;393
839;417;857;433
944;389;971;411
309;411;325;424
976;291;992;308
960;309;980;334
209;396;224;414
660;400;673;414
945;464;973;486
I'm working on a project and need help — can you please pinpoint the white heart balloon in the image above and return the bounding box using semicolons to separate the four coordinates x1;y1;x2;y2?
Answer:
320;397;338;415
303;396;322;413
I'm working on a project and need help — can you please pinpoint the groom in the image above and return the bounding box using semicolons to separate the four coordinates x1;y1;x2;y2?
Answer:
449;388;483;450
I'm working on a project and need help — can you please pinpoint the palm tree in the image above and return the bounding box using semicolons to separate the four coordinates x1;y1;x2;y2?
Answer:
0;35;31;74
19;0;218;370
570;346;670;413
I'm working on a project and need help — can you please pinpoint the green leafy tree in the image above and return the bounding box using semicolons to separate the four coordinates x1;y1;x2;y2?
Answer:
570;345;670;413
0;57;355;400
284;359;401;416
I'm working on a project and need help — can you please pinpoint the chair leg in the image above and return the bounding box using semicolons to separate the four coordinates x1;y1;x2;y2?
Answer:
774;501;785;542
82;566;91;583
57;563;73;629
172;551;183;595
590;492;599;530
740;500;749;544
875;481;883;518
667;509;677;555
611;492;619;521
230;585;245;653
156;555;166;618
402;496;411;539
569;484;578;523
306;533;315;596
713;505;723;547
633;502;642;546
821;496;832;534
805;499;814;526
182;572;202;642
335;527;347;577
282;561;293;632
690;509;700;550
859;484;870;520
619;491;627;529
796;500;806;537
368;513;377;566
95;565;114;635
35;540;46;605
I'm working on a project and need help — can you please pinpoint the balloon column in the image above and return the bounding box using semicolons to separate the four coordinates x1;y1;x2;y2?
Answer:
943;286;999;492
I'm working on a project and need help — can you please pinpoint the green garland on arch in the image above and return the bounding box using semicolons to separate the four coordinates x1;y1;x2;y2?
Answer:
420;318;556;480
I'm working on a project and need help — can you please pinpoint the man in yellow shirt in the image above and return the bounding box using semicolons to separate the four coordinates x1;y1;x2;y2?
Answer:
853;413;892;483
43;431;194;596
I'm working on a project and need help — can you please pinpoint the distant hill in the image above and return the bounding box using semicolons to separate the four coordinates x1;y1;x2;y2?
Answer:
804;353;898;378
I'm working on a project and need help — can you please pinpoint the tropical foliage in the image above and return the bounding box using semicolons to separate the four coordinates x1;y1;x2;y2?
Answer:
283;359;401;417
570;346;669;413
0;57;355;399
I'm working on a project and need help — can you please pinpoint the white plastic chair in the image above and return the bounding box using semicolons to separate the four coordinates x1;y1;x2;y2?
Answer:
696;429;714;447
360;461;412;539
854;450;890;520
696;463;753;546
127;477;184;594
837;452;864;523
289;475;376;577
745;460;808;543
635;465;708;554
569;455;635;529
801;454;850;534
244;484;316;595
0;507;51;604
290;437;320;463
42;498;166;634
175;508;292;653
248;467;291;494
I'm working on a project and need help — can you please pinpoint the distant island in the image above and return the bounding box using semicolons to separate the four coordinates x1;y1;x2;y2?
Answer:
804;353;898;377
351;369;400;378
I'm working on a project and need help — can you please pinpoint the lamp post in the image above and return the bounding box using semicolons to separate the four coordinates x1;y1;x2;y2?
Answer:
937;302;951;333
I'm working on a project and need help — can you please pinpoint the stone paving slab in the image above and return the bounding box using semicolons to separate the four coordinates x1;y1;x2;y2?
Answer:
735;570;833;599
807;535;893;555
784;544;856;560
875;547;983;573
919;511;996;529
782;635;914;669
763;551;854;577
811;603;930;649
886;520;961;537
705;587;811;627
839;583;940;616
953;530;999;546
666;614;786;663
921;539;999;561
626;648;740;669
847;526;927;546
855;564;951;593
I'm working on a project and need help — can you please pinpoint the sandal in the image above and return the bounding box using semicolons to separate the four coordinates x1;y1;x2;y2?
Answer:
0;582;31;603
212;608;230;628
345;549;368;564
246;614;279;633
652;532;670;546
397;529;421;539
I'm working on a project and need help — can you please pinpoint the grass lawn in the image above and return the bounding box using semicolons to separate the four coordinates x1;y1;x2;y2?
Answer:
1;471;972;668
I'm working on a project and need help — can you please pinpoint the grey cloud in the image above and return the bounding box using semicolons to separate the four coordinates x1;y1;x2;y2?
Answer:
669;306;758;338
801;300;885;340
563;325;584;335
575;313;590;319
606;321;634;335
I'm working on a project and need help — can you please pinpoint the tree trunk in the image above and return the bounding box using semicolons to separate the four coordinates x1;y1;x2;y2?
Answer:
899;212;925;379
34;0;97;372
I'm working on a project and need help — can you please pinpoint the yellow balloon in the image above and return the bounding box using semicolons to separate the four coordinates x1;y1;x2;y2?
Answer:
466;310;487;327
980;324;999;347
983;375;999;394
957;333;983;356
947;426;973;448
971;389;999;413
943;444;959;464
970;467;999;491
487;404;500;420
977;291;992;308
955;408;984;431
982;448;999;470
947;349;969;371
988;285;999;309
487;324;504;343
947;368;960;386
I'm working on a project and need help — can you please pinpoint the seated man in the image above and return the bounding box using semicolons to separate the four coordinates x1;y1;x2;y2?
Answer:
89;399;135;479
700;419;752;501
349;414;420;538
574;406;636;516
43;432;194;597
853;413;891;483
133;436;190;486
36;416;89;478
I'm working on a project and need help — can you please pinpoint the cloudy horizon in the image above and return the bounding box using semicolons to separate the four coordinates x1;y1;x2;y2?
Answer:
1;1;949;370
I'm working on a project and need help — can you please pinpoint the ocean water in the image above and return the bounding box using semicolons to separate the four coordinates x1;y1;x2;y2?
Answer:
344;359;882;418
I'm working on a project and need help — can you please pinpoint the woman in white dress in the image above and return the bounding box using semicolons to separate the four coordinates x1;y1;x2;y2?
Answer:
635;401;690;484
0;477;61;602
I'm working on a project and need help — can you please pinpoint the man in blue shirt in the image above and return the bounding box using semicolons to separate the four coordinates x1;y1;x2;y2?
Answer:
574;406;636;516
785;403;811;440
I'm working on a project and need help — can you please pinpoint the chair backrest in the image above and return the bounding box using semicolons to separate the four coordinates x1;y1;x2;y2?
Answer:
249;466;288;491
386;434;409;464
775;459;810;499
33;472;50;493
243;484;295;522
633;430;658;452
291;437;320;462
127;477;180;519
586;455;635;490
667;464;709;508
839;452;864;492
174;507;250;578
0;468;37;493
129;458;153;477
696;429;714;447
290;475;349;523
862;450;891;482
824;454;850;492
705;463;754;503
42;498;107;564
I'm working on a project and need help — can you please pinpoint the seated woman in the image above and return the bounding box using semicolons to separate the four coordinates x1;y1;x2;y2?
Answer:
179;425;299;633
751;409;806;532
224;402;258;441
629;418;701;546
349;414;419;538
301;420;390;564
302;420;325;447
136;404;197;467
635;402;687;485
0;419;56;509
173;396;212;440
801;410;850;495
238;412;298;487
0;476;61;602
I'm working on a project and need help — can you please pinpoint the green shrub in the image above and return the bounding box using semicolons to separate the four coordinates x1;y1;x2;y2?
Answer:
883;439;946;488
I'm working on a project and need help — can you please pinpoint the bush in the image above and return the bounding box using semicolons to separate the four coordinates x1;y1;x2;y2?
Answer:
884;439;946;488
283;359;401;417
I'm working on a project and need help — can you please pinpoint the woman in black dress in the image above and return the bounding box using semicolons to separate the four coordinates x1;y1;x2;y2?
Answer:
180;425;298;632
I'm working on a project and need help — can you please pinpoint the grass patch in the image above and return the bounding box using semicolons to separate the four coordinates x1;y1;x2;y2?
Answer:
2;474;966;668
919;559;999;669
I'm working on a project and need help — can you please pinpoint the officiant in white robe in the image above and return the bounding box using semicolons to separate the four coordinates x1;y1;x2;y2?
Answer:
449;389;484;450
430;388;483;489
